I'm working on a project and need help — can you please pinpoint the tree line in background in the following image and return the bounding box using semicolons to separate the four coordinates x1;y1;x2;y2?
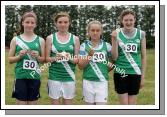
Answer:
5;5;155;48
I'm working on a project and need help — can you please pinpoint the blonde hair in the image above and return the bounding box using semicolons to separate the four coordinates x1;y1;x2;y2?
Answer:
86;20;103;40
86;20;103;33
119;9;136;22
53;12;71;23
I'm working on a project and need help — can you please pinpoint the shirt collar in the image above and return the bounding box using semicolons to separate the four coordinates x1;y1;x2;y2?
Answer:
87;39;103;47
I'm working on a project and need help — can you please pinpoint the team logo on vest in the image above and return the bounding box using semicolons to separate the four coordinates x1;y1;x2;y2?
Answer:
136;39;140;43
69;45;73;50
35;43;39;48
102;50;107;55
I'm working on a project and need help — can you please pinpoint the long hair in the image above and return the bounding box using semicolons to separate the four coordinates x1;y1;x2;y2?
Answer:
19;11;37;33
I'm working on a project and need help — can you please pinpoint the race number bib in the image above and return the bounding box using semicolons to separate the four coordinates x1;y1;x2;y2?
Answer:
56;52;70;62
125;43;137;53
92;52;106;62
57;56;69;62
23;60;37;70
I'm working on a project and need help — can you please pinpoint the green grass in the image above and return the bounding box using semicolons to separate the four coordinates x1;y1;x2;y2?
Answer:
5;49;155;105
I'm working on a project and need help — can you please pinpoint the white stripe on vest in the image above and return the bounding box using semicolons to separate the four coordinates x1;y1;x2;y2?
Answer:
89;61;106;82
117;37;141;75
52;42;75;81
16;37;41;75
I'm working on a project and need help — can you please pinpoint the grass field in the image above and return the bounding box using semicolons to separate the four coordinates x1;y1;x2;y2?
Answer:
5;49;155;105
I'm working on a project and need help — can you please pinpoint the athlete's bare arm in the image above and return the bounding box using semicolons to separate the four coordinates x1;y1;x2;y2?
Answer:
35;37;45;63
140;31;147;89
8;37;26;64
111;30;118;61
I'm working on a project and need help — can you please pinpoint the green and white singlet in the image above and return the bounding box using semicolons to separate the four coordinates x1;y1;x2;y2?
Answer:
49;33;76;82
80;40;112;82
15;35;41;79
114;28;143;75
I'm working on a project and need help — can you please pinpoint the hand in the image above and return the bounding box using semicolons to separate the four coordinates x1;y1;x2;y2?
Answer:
108;62;114;72
140;75;144;89
30;50;39;58
71;57;79;64
111;30;117;41
112;30;117;38
56;53;63;61
88;48;94;56
47;57;56;63
19;50;27;57
65;52;71;59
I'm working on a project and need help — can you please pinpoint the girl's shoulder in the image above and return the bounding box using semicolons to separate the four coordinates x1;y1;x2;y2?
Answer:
137;29;146;39
71;33;80;43
46;33;54;40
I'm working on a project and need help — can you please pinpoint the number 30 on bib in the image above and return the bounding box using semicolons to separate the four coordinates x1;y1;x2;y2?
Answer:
92;52;106;62
125;43;137;53
23;60;37;70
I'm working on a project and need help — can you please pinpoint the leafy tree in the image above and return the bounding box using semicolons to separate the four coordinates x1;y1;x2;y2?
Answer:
5;5;155;48
5;5;19;46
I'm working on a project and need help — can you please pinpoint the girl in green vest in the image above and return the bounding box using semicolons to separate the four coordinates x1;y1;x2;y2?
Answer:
78;20;112;105
46;12;80;105
111;9;146;105
8;11;45;105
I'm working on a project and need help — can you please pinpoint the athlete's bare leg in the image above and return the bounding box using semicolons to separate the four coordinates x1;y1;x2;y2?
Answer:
118;93;128;105
128;95;137;105
16;99;27;105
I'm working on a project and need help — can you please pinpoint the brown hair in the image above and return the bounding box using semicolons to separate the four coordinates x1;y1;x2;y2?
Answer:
53;12;71;23
20;11;37;33
119;9;136;22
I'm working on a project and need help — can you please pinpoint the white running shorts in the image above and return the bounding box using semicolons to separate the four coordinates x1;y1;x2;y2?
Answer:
83;79;108;103
47;80;75;99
